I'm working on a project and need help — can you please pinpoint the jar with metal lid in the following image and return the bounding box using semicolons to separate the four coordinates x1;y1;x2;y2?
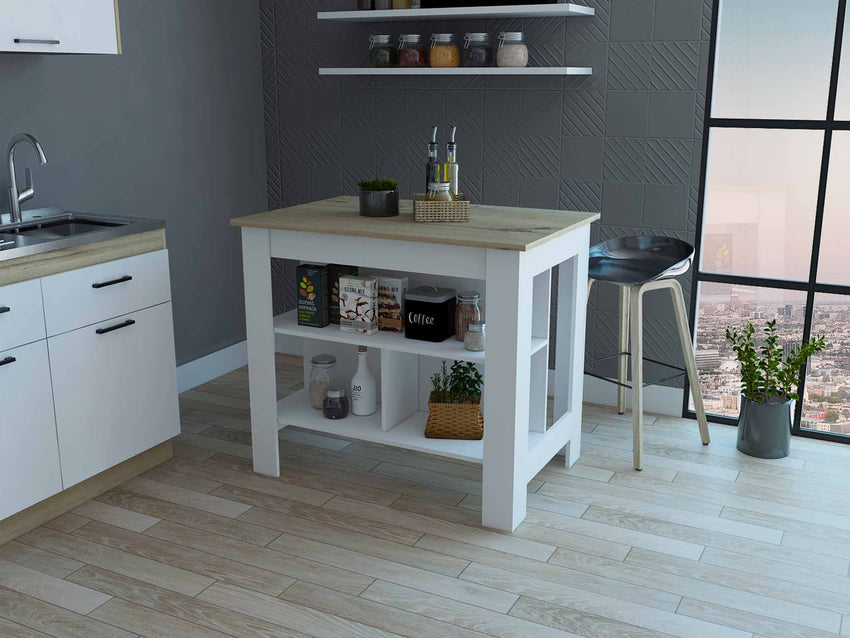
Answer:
464;320;485;352
323;387;350;419
426;182;452;202
455;291;482;341
429;33;460;68
463;33;492;67
496;31;528;68
369;35;397;68
309;354;337;410
398;34;427;67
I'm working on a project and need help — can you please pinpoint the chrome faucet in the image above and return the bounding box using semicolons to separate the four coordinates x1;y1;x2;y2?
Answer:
7;133;48;224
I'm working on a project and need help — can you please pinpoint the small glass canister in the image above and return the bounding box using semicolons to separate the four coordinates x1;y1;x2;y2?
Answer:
455;291;482;341
496;31;528;68
309;354;337;410
426;182;452;202
323;387;350;419
463;33;492;67
464;320;485;352
369;34;397;68
429;33;460;68
398;34;427;68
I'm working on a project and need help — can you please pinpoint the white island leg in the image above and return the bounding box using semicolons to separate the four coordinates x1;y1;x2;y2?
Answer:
241;227;280;477
482;249;532;532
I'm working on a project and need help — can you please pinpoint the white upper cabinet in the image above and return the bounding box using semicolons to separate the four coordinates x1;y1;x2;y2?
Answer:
0;0;121;54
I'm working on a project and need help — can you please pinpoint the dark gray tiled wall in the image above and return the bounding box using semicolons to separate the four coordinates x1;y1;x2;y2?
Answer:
261;0;712;380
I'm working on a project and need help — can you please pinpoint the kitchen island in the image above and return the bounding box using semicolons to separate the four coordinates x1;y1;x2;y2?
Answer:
232;196;598;531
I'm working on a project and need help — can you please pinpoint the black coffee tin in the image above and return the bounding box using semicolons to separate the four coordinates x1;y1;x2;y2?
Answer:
404;286;456;342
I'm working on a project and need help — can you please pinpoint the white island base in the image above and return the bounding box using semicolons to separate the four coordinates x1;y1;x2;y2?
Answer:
233;197;597;532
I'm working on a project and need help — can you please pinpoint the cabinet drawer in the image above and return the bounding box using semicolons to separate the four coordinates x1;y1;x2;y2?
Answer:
0;0;119;54
0;279;45;352
49;303;180;488
0;340;62;520
41;249;171;337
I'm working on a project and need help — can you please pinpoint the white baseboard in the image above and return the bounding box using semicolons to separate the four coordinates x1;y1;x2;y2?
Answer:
548;370;684;417
177;341;248;393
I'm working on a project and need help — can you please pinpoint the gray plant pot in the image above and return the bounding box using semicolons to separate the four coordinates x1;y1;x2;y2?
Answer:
736;395;792;459
358;189;399;217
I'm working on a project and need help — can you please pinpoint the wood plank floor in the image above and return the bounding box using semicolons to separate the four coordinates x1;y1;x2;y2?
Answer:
3;353;850;636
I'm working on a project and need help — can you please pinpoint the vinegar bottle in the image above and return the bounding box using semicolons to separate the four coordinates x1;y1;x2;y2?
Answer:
350;346;377;416
444;125;459;198
425;125;441;191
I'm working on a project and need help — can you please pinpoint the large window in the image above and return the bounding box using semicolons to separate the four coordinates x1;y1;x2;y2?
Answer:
690;0;850;440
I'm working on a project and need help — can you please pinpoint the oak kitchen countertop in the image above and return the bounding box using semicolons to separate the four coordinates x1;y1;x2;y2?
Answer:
230;196;599;251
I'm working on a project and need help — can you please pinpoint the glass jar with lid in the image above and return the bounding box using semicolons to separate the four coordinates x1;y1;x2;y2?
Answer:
496;31;528;68
455;291;482;341
398;34;427;68
464;320;485;352
323;387;350;419
429;33;460;68
309;354;337;410
463;33;492;67
369;35;397;68
426;182;452;202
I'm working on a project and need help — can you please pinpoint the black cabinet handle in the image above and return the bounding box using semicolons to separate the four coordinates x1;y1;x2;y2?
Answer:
0;357;16;367
96;319;136;335
0;306;9;314
92;275;132;289
14;38;60;45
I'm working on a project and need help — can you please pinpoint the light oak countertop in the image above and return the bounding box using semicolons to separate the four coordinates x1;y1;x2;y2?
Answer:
231;196;599;251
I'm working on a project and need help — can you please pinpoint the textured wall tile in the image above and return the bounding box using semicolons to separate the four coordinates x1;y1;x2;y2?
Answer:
446;90;484;134
341;127;374;170
520;136;561;179
604;138;646;183
607;43;651;90
651;42;700;91
610;0;655;42
602;182;644;226
648;91;696;139
526;18;566;67
519;178;559;209
653;0;702;41
559;179;603;212
564;42;609;91
606;91;649;137
484;90;522;135
561;136;605;180
483;174;519;206
562;91;606;137
645;139;692;185
522;91;563;136
687;185;701;232
702;0;714;41
484;135;522;177
643;184;689;229
566;0;611;42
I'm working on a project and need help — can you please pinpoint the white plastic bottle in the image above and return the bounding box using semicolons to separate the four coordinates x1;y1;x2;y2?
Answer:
350;346;377;416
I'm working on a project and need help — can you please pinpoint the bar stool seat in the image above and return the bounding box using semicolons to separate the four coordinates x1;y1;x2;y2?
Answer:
587;236;710;470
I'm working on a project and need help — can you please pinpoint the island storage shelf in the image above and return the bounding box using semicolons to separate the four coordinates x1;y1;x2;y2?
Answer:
316;3;595;21
319;67;592;76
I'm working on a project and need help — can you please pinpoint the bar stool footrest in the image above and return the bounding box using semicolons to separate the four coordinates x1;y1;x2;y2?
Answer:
584;352;686;390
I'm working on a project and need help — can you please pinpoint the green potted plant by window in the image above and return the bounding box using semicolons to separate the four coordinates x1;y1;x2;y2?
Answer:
425;361;484;440
357;177;399;217
726;320;826;458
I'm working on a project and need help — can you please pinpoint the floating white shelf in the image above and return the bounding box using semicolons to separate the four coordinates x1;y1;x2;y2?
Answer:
317;3;595;21
274;310;548;363
319;66;592;76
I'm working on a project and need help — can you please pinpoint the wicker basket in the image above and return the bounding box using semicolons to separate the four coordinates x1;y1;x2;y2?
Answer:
413;194;471;223
424;392;484;440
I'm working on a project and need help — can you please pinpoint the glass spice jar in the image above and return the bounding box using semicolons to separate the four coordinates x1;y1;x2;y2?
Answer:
429;33;460;68
369;34;397;68
462;33;492;67
309;354;337;410
455;291;482;341
426;182;452;202
464;320;485;352
496;31;528;68
323;387;350;419
398;34;427;68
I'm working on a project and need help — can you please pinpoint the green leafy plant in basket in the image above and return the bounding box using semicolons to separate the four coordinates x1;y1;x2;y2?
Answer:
426;361;484;440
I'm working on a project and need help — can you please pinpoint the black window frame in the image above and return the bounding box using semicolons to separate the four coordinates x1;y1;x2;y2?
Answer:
684;0;850;442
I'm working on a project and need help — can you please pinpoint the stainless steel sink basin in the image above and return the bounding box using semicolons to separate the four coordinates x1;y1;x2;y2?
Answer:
0;208;165;261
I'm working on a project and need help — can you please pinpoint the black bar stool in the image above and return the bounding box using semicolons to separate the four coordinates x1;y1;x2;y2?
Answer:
586;236;710;470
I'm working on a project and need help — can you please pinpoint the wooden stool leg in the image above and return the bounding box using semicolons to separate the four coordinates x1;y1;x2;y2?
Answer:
629;284;644;471
669;279;710;445
617;285;630;415
587;277;595;302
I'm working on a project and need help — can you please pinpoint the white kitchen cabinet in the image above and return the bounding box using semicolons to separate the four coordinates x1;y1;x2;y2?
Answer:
0;0;120;54
48;302;180;488
0;340;63;520
0;279;45;353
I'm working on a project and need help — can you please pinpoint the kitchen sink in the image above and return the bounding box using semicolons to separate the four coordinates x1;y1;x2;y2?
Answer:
0;208;165;261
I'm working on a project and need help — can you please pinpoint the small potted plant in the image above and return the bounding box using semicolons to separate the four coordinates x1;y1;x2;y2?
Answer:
726;320;826;458
357;177;399;217
425;361;484;440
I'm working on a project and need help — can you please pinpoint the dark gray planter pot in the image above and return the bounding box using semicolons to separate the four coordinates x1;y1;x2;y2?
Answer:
736;395;792;459
358;189;399;217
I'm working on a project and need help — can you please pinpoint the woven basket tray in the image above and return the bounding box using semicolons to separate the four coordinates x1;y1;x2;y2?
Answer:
424;392;484;440
413;194;471;223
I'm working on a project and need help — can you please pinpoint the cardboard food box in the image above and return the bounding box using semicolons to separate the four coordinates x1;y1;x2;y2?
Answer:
296;264;329;328
376;275;408;333
327;264;359;324
339;276;378;335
